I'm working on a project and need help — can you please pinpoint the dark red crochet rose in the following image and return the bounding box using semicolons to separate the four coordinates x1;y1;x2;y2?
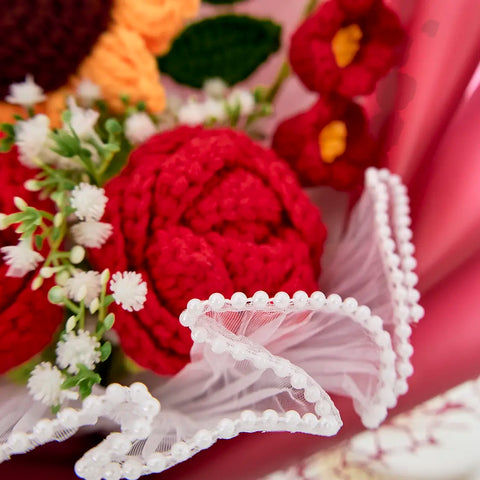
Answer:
89;126;327;375
272;95;376;190
0;147;63;373
290;0;404;97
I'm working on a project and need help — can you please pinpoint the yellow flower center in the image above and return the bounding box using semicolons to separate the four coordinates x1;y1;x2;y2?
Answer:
318;121;348;164
331;24;363;68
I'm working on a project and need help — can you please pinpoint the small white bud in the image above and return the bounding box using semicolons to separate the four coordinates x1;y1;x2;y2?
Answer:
100;269;110;286
48;286;65;304
55;270;70;286
40;267;55;278
14;196;28;211
77;285;88;301
89;297;99;314
203;78;228;99
24;180;42;192
65;315;77;332
69;246;85;265
31;276;44;291
53;213;64;228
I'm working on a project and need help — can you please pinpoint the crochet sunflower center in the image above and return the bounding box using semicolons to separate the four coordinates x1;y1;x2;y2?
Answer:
318;120;347;164
0;0;113;99
331;24;363;68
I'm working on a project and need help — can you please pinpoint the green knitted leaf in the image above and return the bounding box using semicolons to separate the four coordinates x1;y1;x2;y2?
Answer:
158;15;281;88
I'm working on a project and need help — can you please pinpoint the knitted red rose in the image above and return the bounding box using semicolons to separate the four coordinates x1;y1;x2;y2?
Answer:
290;0;404;97
0;147;63;373
89;126;327;375
272;95;376;190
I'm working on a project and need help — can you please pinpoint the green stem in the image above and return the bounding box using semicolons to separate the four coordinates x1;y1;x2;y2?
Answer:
78;300;85;330
62;298;80;315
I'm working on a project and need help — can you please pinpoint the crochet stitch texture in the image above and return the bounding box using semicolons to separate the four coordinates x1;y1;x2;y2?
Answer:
90;127;327;374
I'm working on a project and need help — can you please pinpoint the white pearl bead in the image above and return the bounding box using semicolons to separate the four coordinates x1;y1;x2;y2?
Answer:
83;395;103;416
378;169;390;181
401;242;415;256
217;418;236;438
366;315;382;331
106;383;128;404
310;291;326;308
194;429;214;449
376;212;388;225
396;324;412;338
302;413;318;429
211;338;227;354
33;419;54;443
208;292;225;311
252;291;269;308
273;291;290;309
179;310;193;327
398;228;413;242
314;402;331;417
171;442;191;462
380;368;396;384
74;459;90;478
405;271;418;286
252;353;269;370
379;225;392;239
129;418;151;439
407;289;420;303
304;386;321;403
262;409;279;427
402;257;417;271
108;433;132;455
397;215;411;227
146;453;167;473
411;304;424;321
396;380;409;395
231;292;248;309
398;361;414;378
273;359;291;378
355;305;371;321
391;269;403;283
7;432;30;454
326;294;342;311
375;331;391;348
397;304;410;322
384;238;395;253
292;290;308;308
231;343;246;361
129;382;151;404
284;410;301;428
122;458;143;480
191;327;208;343
103;462;122;480
141;398;161;417
394;285;408;300
290;373;307;389
398;343;414;358
319;416;340;436
362;406;387;429
342;297;358;314
58;408;80;429
388;253;401;267
240;410;257;425
89;447;110;466
186;298;203;313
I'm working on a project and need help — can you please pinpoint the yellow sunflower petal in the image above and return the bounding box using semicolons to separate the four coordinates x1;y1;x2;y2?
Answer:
78;24;166;112
112;0;200;55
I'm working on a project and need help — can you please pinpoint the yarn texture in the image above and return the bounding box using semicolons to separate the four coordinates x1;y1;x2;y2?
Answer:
89;127;327;374
289;0;404;97
0;147;63;373
272;95;376;190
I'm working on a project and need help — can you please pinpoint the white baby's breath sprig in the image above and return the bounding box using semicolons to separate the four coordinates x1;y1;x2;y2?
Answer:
125;112;157;145
71;220;113;248
70;183;108;221
64;271;102;307
56;329;101;375
1;239;44;277
66;96;100;140
27;362;78;407
110;271;147;312
5;75;46;108
14;114;51;168
76;79;102;107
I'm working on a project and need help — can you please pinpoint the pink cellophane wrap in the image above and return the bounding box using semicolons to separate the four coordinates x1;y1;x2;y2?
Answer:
0;169;423;479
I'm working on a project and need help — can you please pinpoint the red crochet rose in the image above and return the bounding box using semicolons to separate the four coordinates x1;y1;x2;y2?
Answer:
89;127;327;375
290;0;404;97
272;95;376;190
0;147;63;373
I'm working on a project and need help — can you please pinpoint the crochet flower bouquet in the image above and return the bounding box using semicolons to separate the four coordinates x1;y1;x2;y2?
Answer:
0;1;425;479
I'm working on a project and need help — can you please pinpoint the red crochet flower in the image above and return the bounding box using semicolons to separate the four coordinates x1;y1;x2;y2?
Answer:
290;0;404;97
0;147;63;373
89;126;327;375
272;95;376;190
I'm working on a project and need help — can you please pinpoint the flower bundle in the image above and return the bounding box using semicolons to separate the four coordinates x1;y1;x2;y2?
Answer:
0;1;428;479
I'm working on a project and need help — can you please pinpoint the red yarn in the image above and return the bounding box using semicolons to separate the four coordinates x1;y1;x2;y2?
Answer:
272;95;376;190
289;0;405;97
0;146;63;373
89;127;327;375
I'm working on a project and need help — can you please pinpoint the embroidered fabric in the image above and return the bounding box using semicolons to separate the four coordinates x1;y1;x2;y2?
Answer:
0;168;422;480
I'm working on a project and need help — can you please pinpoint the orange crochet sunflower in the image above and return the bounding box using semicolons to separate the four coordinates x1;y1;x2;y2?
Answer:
0;0;199;123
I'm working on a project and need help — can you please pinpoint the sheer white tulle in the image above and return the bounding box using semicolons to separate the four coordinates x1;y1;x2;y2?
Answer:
0;169;423;480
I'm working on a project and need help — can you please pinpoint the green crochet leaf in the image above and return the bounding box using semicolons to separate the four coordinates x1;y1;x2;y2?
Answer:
158;15;281;88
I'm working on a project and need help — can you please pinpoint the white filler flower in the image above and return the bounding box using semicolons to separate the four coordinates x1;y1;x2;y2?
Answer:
56;329;101;375
125;112;157;145
64;271;102;307
71;220;113;248
15;114;51;168
70;183;108;221
1;240;44;277
76;79;102;107
5;75;46;107
66;96;99;139
227;89;256;116
28;362;78;406
110;271;147;312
